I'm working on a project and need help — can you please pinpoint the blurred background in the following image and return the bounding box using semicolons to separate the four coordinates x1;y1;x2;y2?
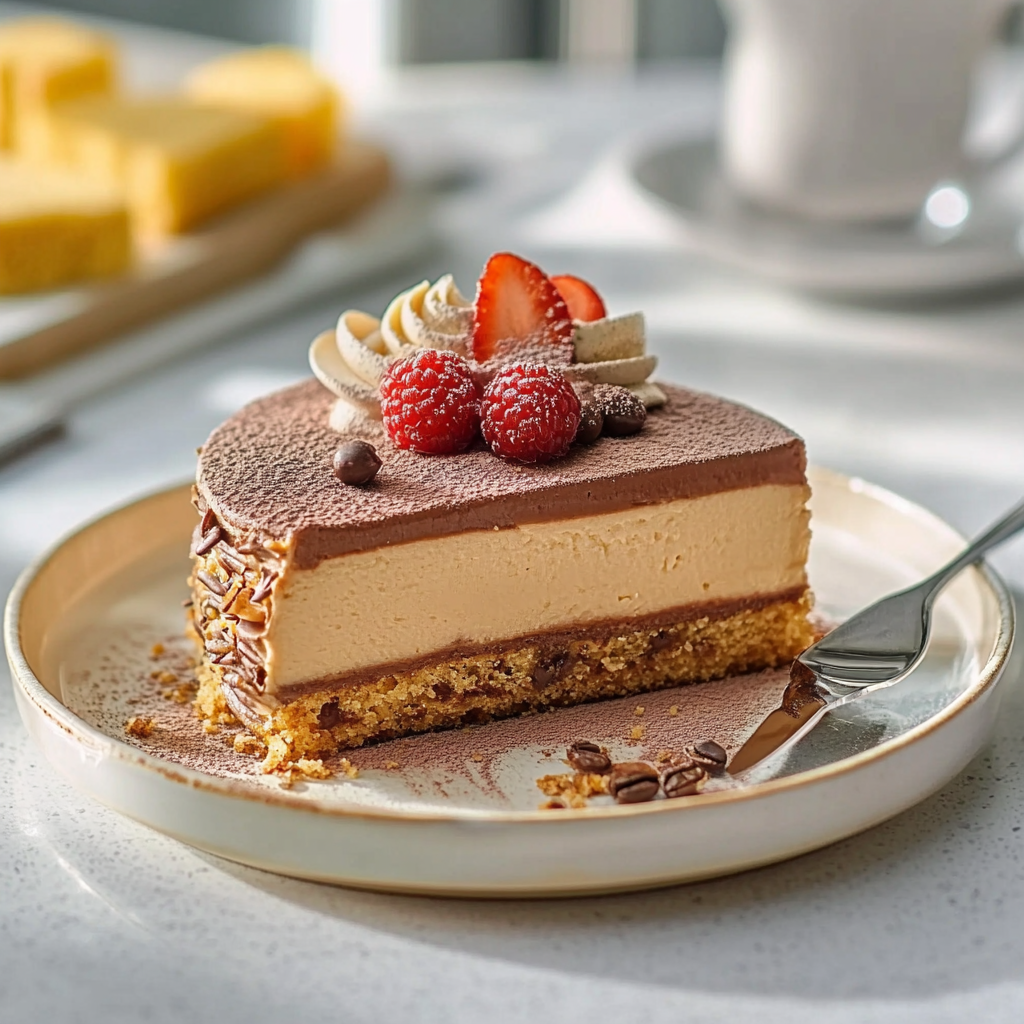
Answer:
21;0;728;63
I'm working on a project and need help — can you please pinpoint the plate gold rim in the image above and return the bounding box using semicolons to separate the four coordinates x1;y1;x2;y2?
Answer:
5;467;1015;826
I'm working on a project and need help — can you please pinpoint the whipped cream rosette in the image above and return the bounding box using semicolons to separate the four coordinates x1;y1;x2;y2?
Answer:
309;269;666;432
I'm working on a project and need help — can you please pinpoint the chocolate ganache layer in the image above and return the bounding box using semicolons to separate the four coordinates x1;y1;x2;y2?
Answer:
197;380;806;568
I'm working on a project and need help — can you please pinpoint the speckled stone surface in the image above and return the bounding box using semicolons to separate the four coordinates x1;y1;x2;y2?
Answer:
198;380;805;567
7;27;1024;1024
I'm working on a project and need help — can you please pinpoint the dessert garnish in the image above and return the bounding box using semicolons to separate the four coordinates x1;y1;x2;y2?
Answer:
309;251;666;436
608;761;661;804
663;761;709;798
332;440;381;485
688;739;728;772
550;273;607;322
480;363;581;463
566;740;612;774
379;348;480;454
472;252;574;365
595;383;647;436
573;387;604;445
537;735;727;808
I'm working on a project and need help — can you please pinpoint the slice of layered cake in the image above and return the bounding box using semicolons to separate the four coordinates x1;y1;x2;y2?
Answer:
191;254;813;770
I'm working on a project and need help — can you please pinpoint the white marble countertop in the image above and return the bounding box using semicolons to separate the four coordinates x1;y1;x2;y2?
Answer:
5;13;1024;1024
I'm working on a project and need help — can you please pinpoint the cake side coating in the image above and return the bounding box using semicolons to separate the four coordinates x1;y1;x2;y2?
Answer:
197;380;806;568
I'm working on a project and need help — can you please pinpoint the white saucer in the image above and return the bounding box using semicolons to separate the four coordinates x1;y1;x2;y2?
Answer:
632;136;1024;298
5;469;1014;896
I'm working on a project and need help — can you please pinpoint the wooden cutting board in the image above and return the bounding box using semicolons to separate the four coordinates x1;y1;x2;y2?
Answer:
0;139;391;380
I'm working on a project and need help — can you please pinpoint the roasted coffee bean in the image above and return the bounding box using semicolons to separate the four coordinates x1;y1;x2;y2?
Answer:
333;440;382;485
567;740;612;774
689;739;728;771
609;761;660;803
574;399;604;445
595;384;647;437
663;764;707;798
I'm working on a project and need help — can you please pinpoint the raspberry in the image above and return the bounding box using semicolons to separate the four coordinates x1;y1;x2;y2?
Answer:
379;349;480;454
481;363;581;463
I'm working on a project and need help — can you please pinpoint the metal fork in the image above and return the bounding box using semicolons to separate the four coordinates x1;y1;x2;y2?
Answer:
801;497;1024;689
727;496;1024;775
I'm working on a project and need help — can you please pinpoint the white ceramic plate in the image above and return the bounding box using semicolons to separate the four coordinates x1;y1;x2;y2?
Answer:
4;468;1014;897
631;136;1024;298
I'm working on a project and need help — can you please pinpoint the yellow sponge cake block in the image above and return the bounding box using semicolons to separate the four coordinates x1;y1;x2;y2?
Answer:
185;48;339;178
0;157;130;294
43;95;286;234
0;17;116;153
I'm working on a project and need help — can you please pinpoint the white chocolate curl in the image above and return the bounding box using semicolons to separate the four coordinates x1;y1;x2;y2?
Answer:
309;276;666;430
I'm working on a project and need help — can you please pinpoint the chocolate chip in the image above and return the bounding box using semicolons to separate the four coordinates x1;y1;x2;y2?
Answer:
595;384;647;437
689;739;728;771
531;653;567;690
432;681;453;701
318;700;341;730
650;630;672;652
333;440;382;485
567;740;612;774
663;763;707;798
609;761;661;803
574;400;604;445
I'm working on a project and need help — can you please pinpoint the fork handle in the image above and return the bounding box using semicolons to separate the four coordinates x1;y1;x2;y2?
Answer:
927;496;1024;596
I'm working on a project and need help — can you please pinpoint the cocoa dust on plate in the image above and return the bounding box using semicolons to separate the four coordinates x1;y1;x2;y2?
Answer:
64;628;795;805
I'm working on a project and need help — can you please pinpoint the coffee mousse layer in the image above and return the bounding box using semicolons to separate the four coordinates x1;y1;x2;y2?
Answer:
197;380;806;568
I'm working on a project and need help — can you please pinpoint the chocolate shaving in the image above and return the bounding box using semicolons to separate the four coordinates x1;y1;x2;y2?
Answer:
235;618;266;640
195;527;222;556
251;571;277;604
196;571;227;596
200;507;218;534
216;547;246;574
236;638;265;667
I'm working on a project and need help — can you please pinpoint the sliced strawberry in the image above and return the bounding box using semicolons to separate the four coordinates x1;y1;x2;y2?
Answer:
472;252;574;364
550;274;606;322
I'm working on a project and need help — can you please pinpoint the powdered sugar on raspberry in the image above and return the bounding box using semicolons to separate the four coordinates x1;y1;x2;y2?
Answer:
481;362;582;463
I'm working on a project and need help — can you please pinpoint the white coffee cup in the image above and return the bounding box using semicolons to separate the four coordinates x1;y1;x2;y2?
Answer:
719;0;1015;221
